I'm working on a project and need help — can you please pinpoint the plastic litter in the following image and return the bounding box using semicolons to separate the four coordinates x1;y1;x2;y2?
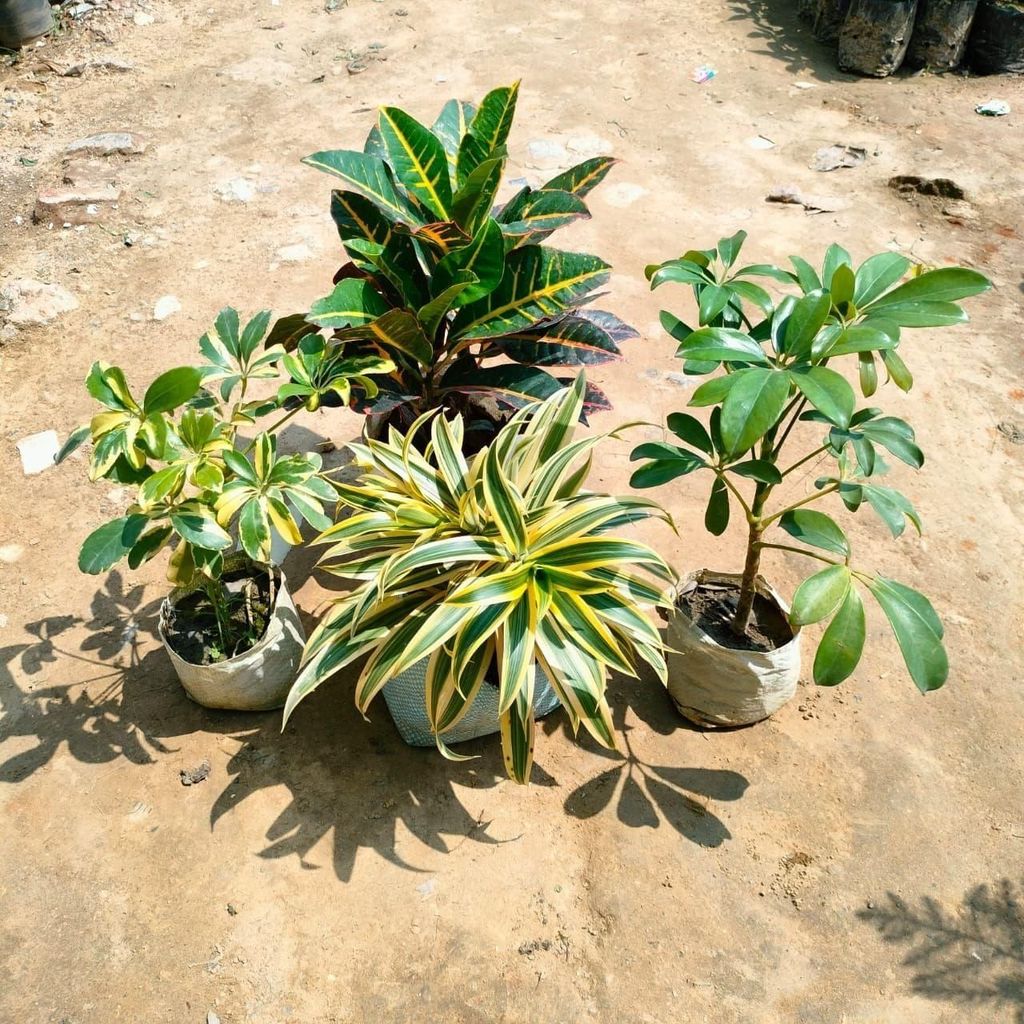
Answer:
975;100;1010;117
746;135;775;150
691;65;717;83
17;430;59;475
812;144;867;171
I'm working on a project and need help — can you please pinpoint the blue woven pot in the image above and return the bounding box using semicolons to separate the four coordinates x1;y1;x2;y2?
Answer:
381;661;561;746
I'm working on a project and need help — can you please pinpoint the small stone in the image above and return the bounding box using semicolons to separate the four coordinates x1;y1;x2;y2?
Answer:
180;759;211;786
65;131;148;157
226;903;238;916
133;10;155;25
0;545;24;564
34;185;120;226
153;295;181;321
17;430;60;475
0;279;78;326
214;177;256;204
942;200;976;223
275;242;313;263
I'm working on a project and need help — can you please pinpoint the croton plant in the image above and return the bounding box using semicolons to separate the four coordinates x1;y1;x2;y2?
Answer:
277;81;636;438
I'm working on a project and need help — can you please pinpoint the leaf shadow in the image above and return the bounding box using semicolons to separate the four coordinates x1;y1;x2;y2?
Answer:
858;880;1024;1020
723;0;854;82
557;671;749;847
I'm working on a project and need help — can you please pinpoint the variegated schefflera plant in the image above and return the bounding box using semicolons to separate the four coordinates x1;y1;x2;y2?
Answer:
279;81;636;436
59;309;393;655
283;377;676;783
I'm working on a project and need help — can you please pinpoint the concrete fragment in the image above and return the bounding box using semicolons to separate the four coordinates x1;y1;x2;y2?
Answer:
62;158;119;187
0;279;78;326
153;295;181;321
17;430;59;475
65;131;148;157
34;185;120;225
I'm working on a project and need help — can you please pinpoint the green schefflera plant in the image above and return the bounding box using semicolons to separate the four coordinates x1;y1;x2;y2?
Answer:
59;309;387;657
283;376;675;783
283;80;635;435
630;232;990;692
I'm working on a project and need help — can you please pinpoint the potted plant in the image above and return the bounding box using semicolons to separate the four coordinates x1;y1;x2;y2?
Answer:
283;376;675;783
271;81;636;452
629;232;989;726
58;308;393;710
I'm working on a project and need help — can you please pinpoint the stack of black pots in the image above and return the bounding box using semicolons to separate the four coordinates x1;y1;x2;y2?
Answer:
801;0;1024;77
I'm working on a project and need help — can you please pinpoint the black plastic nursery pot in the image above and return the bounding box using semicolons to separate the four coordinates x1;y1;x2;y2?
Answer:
664;571;802;729
968;0;1024;72
158;556;306;711
814;0;853;41
0;0;51;49
839;0;920;75
906;0;980;68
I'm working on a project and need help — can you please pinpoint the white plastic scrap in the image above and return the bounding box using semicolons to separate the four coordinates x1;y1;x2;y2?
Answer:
17;430;60;476
975;100;1010;117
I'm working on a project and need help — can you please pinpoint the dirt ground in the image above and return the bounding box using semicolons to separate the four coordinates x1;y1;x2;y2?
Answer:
2;0;1023;1021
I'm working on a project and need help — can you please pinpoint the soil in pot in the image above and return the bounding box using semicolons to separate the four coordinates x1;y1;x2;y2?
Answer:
967;0;1024;72
162;564;278;665
839;0;920;75
906;0;980;69
679;580;794;653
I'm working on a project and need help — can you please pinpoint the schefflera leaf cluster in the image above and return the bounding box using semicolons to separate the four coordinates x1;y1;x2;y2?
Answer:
629;231;990;693
62;309;378;582
284;376;675;784
289;81;636;428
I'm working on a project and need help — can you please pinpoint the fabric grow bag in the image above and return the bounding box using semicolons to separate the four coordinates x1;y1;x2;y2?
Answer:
382;662;561;747
158;560;305;711
665;571;801;728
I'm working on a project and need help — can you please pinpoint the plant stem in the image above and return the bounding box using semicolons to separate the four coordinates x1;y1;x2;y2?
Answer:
731;470;771;635
731;518;763;636
780;444;829;478
243;405;302;453
771;396;808;459
761;482;840;527
755;542;841;566
716;470;754;520
203;578;231;653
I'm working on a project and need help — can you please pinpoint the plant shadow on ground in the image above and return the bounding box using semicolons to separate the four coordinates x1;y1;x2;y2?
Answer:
0;423;353;784
724;0;853;82
859;880;1024;1021
552;668;749;848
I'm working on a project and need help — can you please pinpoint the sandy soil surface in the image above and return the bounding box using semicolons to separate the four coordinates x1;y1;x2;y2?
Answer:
2;1;1023;1021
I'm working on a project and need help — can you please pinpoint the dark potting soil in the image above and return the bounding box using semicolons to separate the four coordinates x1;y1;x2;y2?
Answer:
680;582;794;654
163;566;276;666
